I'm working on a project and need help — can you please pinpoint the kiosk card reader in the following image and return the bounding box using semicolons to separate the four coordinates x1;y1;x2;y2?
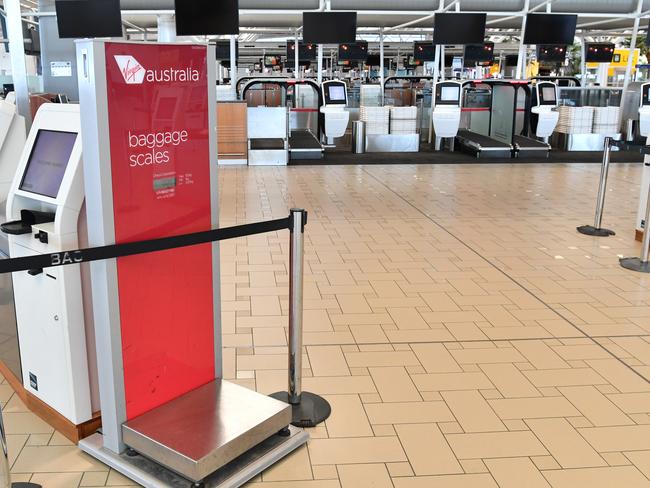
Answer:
0;99;26;255
320;80;350;145
637;83;650;237
432;81;462;150
531;81;560;140
1;104;92;425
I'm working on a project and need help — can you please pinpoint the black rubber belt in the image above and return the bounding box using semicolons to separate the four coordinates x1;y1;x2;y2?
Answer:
0;216;293;275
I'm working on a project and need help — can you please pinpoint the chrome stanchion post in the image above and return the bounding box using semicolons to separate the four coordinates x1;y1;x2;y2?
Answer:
578;137;616;236
288;208;304;405
620;179;650;273
0;404;40;488
271;209;331;427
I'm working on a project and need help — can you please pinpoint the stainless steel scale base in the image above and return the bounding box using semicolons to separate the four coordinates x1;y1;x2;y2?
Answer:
79;380;308;487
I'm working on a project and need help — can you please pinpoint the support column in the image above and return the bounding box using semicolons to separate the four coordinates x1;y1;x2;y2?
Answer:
38;0;80;101
317;44;323;85
516;0;530;80
157;14;176;43
379;28;385;103
294;30;300;79
230;35;237;100
580;37;587;83
4;0;30;127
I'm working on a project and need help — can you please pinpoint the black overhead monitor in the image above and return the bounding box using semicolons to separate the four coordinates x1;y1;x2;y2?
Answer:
339;42;368;61
414;42;435;62
585;43;615;63
524;14;577;45
55;0;123;39
216;40;238;61
537;45;567;62
20;130;77;199
436;83;461;105
303;12;357;44
287;41;317;61
433;13;486;45
464;42;494;67
174;0;239;36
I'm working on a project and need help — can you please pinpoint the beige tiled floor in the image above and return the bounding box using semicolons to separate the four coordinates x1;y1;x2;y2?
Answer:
4;162;650;487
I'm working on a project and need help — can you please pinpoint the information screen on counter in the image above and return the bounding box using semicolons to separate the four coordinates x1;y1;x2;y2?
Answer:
541;86;556;103
329;85;346;101
20;129;76;198
441;86;460;102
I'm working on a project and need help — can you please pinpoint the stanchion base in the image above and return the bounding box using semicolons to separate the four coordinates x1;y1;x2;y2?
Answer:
12;484;42;488
577;225;616;237
620;257;650;273
269;391;331;428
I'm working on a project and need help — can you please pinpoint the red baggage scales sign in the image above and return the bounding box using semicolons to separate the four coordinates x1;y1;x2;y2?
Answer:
104;42;214;419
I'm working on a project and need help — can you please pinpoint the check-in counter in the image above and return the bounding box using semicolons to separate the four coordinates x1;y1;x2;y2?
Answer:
217;101;248;165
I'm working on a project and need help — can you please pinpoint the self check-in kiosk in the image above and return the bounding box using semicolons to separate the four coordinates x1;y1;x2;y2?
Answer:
0;104;92;425
637;83;650;239
320;80;350;145
76;40;306;487
432;81;462;150
0;99;27;255
531;81;560;142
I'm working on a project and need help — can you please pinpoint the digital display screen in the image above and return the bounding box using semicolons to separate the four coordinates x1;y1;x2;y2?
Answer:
464;43;494;66
339;42;368;61
441;86;460;102
537;45;567;62
55;0;123;38
303;12;357;44
523;14;577;45
541;86;556;102
20;130;77;199
174;0;239;36
433;13;486;45
329;85;346;101
414;42;435;62
287;41;317;61
585;43;615;63
264;55;281;67
216;40;237;61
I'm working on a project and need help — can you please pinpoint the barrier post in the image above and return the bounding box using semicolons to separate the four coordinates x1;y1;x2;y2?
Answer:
271;209;331;427
620;180;650;273
578;137;616;236
0;403;40;488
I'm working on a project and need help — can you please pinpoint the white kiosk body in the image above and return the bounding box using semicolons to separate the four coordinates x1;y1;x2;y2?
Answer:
531;82;560;140
432;81;462;150
320;80;350;145
637;83;650;236
0;99;27;255
2;103;92;425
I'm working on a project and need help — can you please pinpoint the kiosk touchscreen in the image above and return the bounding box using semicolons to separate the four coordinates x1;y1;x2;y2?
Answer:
637;83;650;238
1;103;92;425
0;99;26;255
531;81;560;140
432;81;462;147
320;80;350;144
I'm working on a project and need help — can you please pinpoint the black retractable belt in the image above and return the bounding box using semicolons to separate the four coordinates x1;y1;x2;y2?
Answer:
0;215;296;275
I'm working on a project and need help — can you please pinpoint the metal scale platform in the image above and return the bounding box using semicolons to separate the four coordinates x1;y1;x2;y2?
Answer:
80;379;308;487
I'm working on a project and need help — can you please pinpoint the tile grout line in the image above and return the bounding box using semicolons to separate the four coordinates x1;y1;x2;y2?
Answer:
359;166;650;387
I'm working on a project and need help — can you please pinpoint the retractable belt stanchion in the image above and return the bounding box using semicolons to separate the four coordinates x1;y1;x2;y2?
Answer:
271;209;332;428
620;180;650;273
578;136;616;237
0;404;39;488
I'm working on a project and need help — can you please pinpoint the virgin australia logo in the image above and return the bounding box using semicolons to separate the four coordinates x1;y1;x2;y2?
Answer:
114;55;145;84
114;54;200;85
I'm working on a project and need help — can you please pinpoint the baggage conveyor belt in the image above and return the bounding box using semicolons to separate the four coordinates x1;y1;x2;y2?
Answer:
289;129;323;160
513;135;551;158
455;129;513;158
